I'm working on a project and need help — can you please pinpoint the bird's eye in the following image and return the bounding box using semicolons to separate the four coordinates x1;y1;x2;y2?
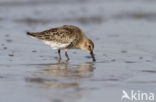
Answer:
88;45;91;49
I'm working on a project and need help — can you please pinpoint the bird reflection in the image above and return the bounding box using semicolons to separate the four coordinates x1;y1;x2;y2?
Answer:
26;61;95;89
43;62;94;78
25;62;95;102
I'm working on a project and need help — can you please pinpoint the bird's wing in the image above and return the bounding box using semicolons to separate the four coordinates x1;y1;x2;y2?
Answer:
28;25;80;44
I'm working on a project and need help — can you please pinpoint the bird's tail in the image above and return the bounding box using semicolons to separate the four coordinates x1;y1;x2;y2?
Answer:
26;32;36;37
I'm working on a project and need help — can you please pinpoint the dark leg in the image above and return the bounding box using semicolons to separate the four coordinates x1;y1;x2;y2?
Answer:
65;51;70;61
58;49;61;61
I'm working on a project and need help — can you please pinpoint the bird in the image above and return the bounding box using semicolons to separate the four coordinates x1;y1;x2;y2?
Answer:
27;25;96;61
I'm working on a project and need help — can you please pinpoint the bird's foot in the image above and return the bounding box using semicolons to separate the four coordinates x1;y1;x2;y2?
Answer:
58;57;62;62
66;58;70;62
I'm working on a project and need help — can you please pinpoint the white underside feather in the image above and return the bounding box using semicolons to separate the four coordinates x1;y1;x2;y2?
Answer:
42;41;70;49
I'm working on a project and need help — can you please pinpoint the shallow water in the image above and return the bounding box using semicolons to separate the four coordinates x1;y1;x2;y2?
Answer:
0;0;156;102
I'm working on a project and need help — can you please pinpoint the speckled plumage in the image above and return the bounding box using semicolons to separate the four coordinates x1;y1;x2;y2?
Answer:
27;25;81;49
27;25;96;61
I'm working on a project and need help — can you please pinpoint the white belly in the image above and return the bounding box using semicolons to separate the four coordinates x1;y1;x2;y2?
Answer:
42;41;69;49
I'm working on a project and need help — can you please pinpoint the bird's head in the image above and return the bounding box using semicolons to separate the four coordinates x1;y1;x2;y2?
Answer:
81;39;96;61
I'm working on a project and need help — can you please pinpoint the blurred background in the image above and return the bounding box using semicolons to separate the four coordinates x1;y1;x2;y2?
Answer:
0;0;156;102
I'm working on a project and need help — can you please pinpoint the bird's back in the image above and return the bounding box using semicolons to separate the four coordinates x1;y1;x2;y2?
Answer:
27;25;83;49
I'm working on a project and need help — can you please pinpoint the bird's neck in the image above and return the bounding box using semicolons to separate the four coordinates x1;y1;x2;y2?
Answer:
77;36;88;51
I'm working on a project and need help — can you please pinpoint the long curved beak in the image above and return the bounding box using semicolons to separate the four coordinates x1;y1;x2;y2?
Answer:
90;51;96;62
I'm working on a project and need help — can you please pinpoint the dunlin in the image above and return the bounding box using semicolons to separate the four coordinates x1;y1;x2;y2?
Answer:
27;25;96;61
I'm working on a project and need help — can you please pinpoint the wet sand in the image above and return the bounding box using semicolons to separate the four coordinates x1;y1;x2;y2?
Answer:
0;0;156;102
